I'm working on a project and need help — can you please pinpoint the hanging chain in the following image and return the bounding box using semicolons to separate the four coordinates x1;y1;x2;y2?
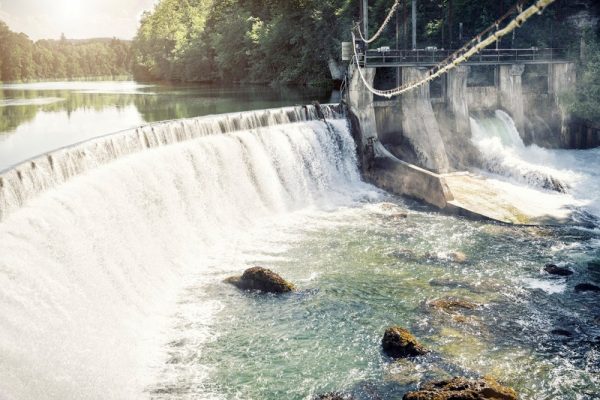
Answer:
354;0;402;44
352;0;557;98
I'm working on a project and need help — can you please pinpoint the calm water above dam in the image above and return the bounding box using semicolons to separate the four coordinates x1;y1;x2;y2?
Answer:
0;81;336;170
0;83;599;400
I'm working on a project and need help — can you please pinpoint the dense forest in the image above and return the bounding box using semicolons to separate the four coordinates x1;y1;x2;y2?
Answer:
0;21;132;82
131;0;599;85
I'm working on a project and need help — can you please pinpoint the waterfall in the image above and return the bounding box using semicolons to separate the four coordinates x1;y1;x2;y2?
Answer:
469;110;573;193
0;104;343;222
0;105;371;399
470;110;600;221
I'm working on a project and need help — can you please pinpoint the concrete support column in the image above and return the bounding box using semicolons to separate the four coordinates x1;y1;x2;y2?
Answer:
400;67;450;173
446;65;471;136
548;62;577;147
412;0;417;49
500;64;525;134
347;64;378;171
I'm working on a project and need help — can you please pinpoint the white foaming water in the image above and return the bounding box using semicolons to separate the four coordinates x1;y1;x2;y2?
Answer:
0;106;373;399
470;110;600;220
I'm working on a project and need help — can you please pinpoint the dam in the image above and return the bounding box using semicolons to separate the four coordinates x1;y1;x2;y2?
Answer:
345;48;585;224
0;83;599;399
0;0;599;399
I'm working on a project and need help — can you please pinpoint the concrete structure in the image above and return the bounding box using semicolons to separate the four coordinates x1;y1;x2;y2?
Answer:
499;64;526;133
399;67;449;173
345;59;580;225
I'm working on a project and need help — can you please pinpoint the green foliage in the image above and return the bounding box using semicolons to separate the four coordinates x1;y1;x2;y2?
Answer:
563;30;600;121
0;21;132;82
132;0;356;85
132;0;598;86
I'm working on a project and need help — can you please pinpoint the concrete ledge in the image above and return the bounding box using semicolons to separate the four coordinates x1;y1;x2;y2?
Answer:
366;152;453;209
365;150;573;226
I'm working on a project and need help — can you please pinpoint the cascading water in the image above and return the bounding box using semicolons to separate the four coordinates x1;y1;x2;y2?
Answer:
0;106;377;399
1;104;599;400
470;110;572;192
470;110;600;221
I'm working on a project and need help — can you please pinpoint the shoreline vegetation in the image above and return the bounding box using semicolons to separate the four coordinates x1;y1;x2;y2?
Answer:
1;1;599;117
0;21;131;83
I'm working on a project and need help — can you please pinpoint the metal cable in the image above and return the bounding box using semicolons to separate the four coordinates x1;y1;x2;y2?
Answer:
352;0;557;98
355;0;401;44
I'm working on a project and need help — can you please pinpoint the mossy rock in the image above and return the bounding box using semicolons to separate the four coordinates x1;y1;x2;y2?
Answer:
382;326;428;358
403;376;517;400
428;298;480;314
225;267;295;293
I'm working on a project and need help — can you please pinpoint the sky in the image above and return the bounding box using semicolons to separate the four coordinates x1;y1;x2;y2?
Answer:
0;0;158;40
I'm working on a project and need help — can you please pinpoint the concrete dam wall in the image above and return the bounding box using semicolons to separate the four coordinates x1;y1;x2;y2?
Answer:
345;60;584;224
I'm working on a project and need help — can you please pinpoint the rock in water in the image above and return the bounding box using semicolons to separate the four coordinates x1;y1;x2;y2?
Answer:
550;329;573;337
225;267;295;293
543;264;573;276
314;393;354;400
382;326;428;358
428;298;479;313
575;283;600;293
449;251;468;263
403;376;517;400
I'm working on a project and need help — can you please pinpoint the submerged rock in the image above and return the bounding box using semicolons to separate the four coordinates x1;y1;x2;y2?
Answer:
428;298;479;314
313;393;354;400
382;326;428;358
542;175;568;193
449;251;468;264
574;283;600;293
425;251;468;264
550;329;573;337
391;212;409;220
543;263;573;276
403;376;517;400
225;267;295;293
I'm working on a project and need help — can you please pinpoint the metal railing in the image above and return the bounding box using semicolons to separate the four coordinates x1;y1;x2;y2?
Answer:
360;48;570;67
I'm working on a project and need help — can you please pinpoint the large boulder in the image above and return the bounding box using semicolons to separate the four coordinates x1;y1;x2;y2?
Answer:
382;326;428;358
403;376;517;400
225;267;295;293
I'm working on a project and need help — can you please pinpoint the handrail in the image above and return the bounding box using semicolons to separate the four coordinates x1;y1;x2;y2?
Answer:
361;48;569;66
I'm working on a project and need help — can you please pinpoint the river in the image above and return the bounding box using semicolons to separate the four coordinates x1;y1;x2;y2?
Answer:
0;81;337;171
0;81;598;400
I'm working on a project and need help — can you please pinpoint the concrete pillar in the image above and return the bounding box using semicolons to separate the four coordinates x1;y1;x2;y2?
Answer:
548;62;577;147
446;65;471;136
363;0;369;41
412;0;417;49
400;67;450;173
500;64;525;134
347;64;378;171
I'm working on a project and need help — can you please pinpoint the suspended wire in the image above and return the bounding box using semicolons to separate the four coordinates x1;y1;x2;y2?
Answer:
354;0;401;44
352;0;557;99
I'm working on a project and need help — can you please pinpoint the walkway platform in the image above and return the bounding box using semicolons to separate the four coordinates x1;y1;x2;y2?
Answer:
359;48;571;68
